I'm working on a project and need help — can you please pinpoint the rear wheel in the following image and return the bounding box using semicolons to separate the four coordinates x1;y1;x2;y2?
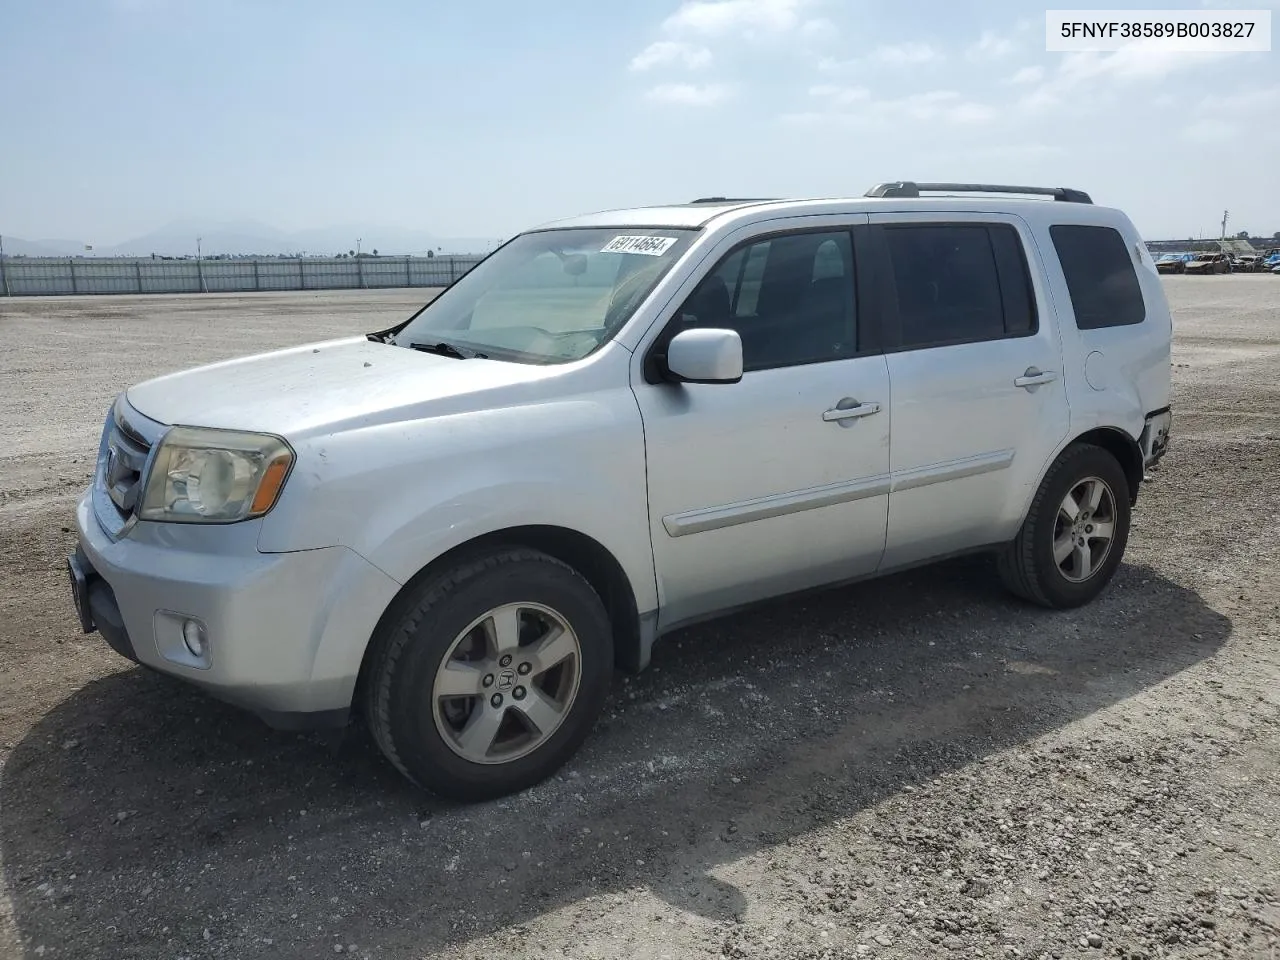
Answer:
998;443;1131;608
365;549;613;801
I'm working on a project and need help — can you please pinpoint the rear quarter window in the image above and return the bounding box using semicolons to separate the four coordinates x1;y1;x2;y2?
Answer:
1049;224;1146;329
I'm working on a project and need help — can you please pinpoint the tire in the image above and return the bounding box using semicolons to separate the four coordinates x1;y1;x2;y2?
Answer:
364;548;613;801
998;443;1131;609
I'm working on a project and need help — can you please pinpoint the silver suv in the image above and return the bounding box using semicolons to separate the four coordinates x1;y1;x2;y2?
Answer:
68;182;1173;800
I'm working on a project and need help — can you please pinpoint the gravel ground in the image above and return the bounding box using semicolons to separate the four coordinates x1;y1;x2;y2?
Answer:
0;280;1278;960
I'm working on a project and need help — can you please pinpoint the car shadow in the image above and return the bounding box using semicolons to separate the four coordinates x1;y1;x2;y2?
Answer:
0;557;1230;958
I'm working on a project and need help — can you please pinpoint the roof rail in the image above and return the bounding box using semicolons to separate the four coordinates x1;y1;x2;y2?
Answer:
687;196;778;205
865;181;1093;204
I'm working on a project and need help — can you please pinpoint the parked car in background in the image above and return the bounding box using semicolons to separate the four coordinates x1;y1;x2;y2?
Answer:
1155;253;1191;275
1231;255;1262;273
1184;252;1231;275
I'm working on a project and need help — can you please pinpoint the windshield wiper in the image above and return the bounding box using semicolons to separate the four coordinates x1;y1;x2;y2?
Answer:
407;340;487;360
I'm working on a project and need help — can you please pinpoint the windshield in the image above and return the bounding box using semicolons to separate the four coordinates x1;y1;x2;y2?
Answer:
392;227;697;364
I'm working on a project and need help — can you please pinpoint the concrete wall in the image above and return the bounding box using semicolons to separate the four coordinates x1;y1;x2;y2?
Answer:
0;256;484;297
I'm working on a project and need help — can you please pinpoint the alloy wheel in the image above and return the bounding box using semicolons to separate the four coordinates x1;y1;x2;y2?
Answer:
431;602;583;765
1052;476;1118;583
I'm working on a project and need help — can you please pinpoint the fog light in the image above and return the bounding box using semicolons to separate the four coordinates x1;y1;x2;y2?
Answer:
182;619;206;657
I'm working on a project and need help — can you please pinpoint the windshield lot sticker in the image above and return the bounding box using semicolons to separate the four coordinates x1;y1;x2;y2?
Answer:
602;235;678;256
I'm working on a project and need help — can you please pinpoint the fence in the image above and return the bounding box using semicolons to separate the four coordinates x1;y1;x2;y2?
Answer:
0;255;486;297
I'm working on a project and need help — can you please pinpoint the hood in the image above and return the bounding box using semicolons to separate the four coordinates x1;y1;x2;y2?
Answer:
126;336;556;437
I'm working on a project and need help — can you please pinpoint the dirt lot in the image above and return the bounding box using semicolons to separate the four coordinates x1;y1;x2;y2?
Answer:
1;281;1278;960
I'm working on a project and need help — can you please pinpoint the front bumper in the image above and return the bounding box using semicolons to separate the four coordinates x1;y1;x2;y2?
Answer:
71;491;401;730
68;548;137;665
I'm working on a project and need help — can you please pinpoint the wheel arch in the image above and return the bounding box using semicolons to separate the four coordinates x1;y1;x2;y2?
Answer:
354;525;645;707
1070;427;1144;505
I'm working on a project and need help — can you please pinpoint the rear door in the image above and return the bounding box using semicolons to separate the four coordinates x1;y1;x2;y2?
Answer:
865;212;1070;569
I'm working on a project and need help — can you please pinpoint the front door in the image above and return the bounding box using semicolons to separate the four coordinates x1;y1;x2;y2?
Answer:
633;221;892;629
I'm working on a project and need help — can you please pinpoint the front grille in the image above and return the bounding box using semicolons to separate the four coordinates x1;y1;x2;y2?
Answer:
104;422;149;512
92;396;163;539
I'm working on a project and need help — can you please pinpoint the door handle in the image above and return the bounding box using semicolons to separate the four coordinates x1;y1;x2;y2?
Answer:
823;400;882;422
1014;367;1058;389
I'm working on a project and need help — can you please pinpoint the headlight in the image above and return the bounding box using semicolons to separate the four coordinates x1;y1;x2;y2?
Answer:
139;427;294;523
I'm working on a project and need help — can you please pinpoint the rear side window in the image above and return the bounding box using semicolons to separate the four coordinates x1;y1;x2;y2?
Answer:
1049;224;1146;329
883;223;1037;350
989;227;1036;337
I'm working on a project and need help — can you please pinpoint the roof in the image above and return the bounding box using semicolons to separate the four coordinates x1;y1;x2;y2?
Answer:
531;194;1124;233
531;200;779;231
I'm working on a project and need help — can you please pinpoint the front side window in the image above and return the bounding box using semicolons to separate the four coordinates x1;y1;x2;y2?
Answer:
883;223;1036;350
671;230;857;372
1050;224;1146;329
393;228;696;364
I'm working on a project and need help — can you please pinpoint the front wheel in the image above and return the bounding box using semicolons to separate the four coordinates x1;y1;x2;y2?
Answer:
998;443;1131;608
364;549;613;801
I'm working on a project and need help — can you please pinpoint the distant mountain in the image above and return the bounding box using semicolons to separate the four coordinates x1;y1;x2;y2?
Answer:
2;221;499;258
108;223;291;258
1;237;91;257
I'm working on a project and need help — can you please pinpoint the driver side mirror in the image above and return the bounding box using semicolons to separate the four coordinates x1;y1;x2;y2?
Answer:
664;328;743;384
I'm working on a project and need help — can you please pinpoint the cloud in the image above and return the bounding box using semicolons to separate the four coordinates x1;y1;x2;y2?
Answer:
1063;47;1228;82
788;87;995;125
871;42;941;65
799;16;838;40
954;143;1066;162
645;82;734;105
812;41;941;73
661;0;816;38
1198;84;1280;114
1019;48;1231;109
806;84;871;109
1005;65;1044;85
816;55;857;73
628;0;826;103
948;101;998;123
1182;85;1280;143
885;90;980;122
1182;119;1237;142
966;28;1016;61
630;41;713;71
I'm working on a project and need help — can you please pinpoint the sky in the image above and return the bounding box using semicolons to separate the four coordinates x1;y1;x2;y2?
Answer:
1;0;1277;246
